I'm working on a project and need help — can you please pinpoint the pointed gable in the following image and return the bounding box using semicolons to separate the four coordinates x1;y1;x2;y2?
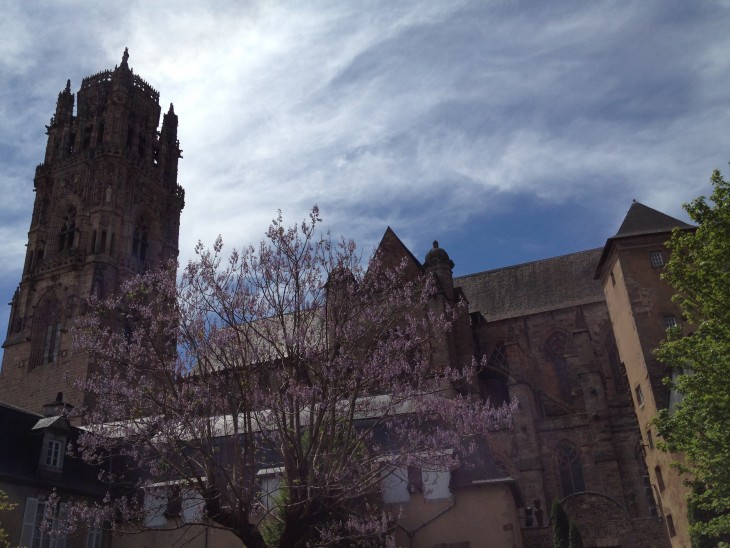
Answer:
595;201;695;279
372;227;423;279
613;201;693;238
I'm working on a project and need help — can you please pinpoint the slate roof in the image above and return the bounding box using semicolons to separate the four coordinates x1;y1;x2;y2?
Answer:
455;249;605;321
594;201;695;279
612;201;693;238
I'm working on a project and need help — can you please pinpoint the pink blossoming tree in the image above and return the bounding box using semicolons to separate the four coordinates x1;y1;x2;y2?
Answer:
68;208;513;547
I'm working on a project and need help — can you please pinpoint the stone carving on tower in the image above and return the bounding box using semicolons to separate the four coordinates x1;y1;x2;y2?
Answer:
0;49;184;413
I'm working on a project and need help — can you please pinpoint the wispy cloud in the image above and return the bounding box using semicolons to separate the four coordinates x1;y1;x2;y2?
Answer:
1;1;729;342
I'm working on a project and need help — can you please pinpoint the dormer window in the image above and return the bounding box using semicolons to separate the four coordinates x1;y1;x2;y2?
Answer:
40;434;66;471
46;439;62;467
32;414;71;474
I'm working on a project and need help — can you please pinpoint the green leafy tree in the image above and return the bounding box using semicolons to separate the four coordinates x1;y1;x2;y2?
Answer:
0;490;17;548
654;169;730;542
551;500;570;548
568;519;584;548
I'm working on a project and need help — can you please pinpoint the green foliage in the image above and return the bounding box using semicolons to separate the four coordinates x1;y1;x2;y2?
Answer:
551;500;570;548
568;519;584;548
654;169;730;541
260;486;289;547
0;490;17;548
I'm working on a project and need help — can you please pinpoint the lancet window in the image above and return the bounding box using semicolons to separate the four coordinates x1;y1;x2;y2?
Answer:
132;219;149;262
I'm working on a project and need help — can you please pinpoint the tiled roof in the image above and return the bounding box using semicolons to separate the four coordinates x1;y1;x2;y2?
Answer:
455;249;605;321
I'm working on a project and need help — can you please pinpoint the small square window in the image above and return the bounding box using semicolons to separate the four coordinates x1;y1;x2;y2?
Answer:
649;251;664;267
635;385;645;408
664;315;678;329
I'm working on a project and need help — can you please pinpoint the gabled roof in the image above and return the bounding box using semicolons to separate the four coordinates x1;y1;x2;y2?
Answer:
32;415;71;432
456;249;605;321
373;227;424;276
612;201;693;238
594;201;695;279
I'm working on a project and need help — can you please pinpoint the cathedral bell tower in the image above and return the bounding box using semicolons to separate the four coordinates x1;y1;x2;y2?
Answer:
0;49;184;412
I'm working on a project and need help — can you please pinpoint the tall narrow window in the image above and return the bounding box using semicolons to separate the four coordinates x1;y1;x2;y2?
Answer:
545;330;572;403
20;498;67;548
635;384;645;408
488;342;508;370
655;465;665;492
133;220;149;262
30;297;62;367
99;231;107;254
666;514;676;537
555;440;585;496
46;439;62;467
668;367;686;414
43;321;62;364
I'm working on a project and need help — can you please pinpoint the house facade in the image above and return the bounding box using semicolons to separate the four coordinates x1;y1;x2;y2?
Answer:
0;397;108;548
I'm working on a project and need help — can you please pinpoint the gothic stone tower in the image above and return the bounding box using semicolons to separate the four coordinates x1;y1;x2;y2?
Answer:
0;49;184;413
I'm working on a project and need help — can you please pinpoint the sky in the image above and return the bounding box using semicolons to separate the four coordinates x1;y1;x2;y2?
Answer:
2;1;730;353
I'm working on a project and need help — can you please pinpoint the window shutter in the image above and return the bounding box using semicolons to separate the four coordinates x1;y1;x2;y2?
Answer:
20;497;38;548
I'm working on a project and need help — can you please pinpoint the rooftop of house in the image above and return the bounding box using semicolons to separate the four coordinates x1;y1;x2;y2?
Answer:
0;401;105;496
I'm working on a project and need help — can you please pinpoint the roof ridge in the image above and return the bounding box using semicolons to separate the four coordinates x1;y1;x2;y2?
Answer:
455;247;602;281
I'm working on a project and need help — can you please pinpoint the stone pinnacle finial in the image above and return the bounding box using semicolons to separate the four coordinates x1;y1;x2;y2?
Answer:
65;79;71;93
168;103;175;115
433;240;439;248
121;47;129;68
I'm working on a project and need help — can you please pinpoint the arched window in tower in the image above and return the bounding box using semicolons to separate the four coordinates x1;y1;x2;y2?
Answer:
133;219;149;262
57;206;77;252
488;342;508;370
30;297;62;368
478;342;510;406
544;329;572;403
555;440;585;497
